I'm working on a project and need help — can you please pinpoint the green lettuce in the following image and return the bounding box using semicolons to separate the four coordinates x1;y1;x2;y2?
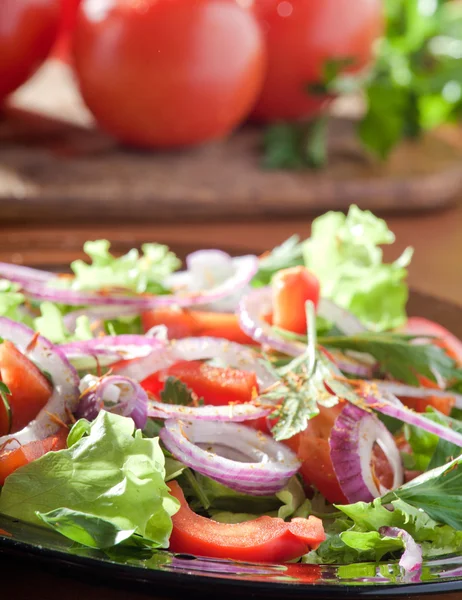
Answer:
0;412;179;549
54;240;180;294
0;280;31;325
303;205;413;331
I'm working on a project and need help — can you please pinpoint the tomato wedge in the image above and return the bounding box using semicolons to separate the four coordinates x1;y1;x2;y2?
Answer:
272;267;320;335
0;340;53;435
286;404;395;504
0;428;68;486
168;481;325;563
141;361;258;406
142;308;254;345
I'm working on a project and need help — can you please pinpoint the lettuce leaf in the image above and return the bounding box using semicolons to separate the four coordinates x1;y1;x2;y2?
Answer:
303;205;413;331
0;280;32;325
0;412;179;549
53;240;180;294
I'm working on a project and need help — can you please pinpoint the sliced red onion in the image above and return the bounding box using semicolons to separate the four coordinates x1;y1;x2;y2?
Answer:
148;399;271;422
379;527;422;573
373;381;462;409
330;403;403;503
20;255;259;309
77;374;147;429
238;287;306;356
59;335;165;369
0;318;80;449
361;388;462;448
160;419;300;495
0;262;54;285
114;336;277;391
317;298;367;335
327;349;374;379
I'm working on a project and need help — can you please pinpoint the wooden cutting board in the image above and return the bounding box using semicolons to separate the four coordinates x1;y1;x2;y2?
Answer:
1;60;462;225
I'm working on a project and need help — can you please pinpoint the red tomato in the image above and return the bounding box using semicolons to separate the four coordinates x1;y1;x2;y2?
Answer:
0;0;61;104
52;0;82;61
142;308;254;345
0;428;67;486
167;481;325;562
272;266;320;335
402;317;462;366
286;404;395;504
73;0;266;148
0;340;53;435
251;0;383;122
141;360;258;406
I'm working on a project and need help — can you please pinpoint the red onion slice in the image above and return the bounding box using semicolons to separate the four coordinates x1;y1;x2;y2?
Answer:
361;388;462;448
59;335;165;369
148;400;271;422
114;336;277;391
0;318;80;449
373;381;462;409
160;419;300;495
330;403;403;503
77;374;147;429
0;262;54;285
19;255;259;309
379;527;422;573
238;287;307;356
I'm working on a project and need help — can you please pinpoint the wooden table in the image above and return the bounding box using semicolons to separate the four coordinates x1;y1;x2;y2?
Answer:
2;202;462;600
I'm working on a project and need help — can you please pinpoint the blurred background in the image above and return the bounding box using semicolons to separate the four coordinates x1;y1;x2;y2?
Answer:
0;0;461;302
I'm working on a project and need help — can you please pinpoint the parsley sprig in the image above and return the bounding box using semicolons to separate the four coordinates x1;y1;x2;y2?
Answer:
160;377;204;407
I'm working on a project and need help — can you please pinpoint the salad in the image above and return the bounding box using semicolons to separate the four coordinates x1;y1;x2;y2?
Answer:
0;205;462;575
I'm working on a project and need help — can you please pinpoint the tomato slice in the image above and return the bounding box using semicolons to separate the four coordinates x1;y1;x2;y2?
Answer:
0;340;53;435
142;308;254;345
142;361;258;406
0;428;68;486
402;317;462;366
272;267;320;335
167;481;325;563
286;404;395;504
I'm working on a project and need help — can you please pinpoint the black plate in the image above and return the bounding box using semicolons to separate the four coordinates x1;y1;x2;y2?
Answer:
1;289;462;599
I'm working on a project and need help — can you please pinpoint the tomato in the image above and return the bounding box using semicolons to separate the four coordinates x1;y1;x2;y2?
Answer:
272;266;320;335
167;481;325;562
0;428;67;486
0;340;53;435
286;404;395;504
142;360;258;406
402;317;462;366
52;0;82;61
142;308;254;345
251;0;383;122
0;0;61;104
73;0;266;148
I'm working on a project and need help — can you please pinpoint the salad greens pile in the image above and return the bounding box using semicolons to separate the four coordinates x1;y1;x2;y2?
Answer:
0;205;461;574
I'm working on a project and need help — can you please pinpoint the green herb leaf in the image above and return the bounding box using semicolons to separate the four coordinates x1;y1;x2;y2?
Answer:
160;377;203;406
319;332;462;385
381;455;462;530
0;412;179;549
262;119;328;171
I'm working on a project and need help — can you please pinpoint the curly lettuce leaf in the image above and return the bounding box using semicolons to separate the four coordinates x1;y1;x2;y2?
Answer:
303;205;413;331
54;240;180;294
33;301;93;344
0;280;31;325
0;412;179;549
